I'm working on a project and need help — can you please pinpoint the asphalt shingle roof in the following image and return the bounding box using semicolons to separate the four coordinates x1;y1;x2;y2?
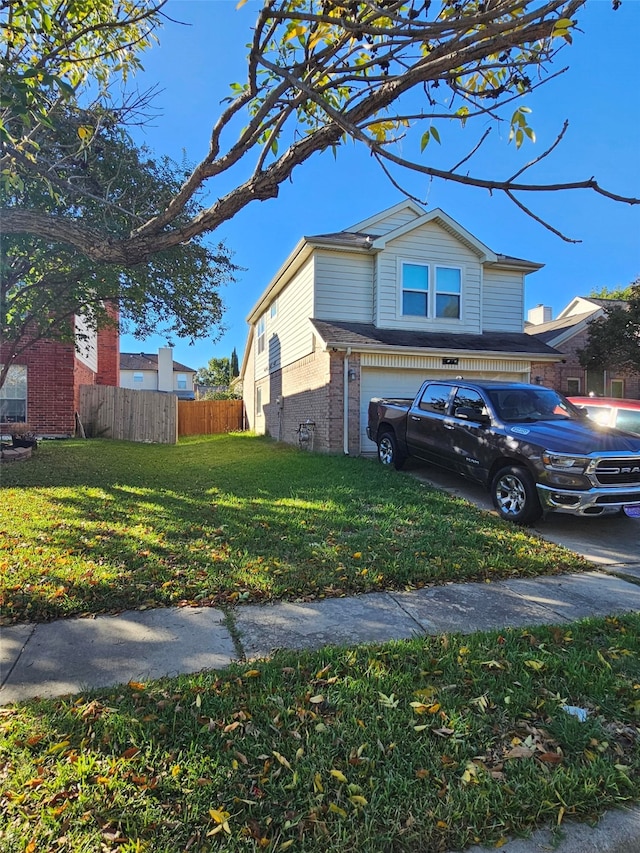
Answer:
120;353;196;373
311;320;560;356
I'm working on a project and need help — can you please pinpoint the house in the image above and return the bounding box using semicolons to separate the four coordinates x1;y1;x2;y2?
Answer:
239;201;561;455
120;347;197;399
526;297;640;399
0;313;119;437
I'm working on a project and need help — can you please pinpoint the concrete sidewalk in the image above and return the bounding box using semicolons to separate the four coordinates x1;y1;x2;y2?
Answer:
3;568;640;704
2;567;640;852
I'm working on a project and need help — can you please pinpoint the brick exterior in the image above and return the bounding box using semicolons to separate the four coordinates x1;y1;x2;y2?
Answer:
531;325;640;399
255;349;364;454
96;304;120;387
1;312;121;436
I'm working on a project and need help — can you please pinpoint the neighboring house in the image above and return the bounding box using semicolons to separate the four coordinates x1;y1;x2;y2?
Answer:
526;297;640;399
240;201;561;455
0;313;119;437
120;348;197;399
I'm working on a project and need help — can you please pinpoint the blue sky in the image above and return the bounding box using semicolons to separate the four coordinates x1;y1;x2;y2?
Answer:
120;0;640;372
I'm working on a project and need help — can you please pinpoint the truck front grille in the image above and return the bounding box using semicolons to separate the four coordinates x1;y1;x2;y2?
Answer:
594;457;640;487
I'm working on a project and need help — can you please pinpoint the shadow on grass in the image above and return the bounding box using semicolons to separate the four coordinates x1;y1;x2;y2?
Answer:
0;435;587;621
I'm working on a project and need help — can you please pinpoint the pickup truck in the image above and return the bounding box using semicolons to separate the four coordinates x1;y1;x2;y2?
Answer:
367;379;640;524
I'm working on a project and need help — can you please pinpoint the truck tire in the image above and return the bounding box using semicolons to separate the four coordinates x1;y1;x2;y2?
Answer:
491;465;542;524
377;430;405;470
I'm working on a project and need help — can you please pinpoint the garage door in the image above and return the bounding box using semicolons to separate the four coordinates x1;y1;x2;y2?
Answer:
360;368;428;454
359;368;524;454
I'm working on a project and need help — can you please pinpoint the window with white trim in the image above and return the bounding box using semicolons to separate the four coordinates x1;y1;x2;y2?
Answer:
257;314;266;354
270;298;278;320
401;263;429;316
400;261;462;320
566;378;581;395
435;267;461;319
177;373;187;390
133;371;144;383
0;364;27;422
256;386;263;417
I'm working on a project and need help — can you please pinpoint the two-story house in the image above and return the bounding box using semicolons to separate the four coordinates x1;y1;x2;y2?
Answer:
526;297;640;399
240;201;561;454
120;347;197;399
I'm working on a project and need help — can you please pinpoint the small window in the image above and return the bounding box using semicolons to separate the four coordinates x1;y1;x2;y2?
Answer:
256;386;263;416
257;315;266;355
0;364;27;422
566;378;581;395
435;267;461;319
133;371;144;383
453;388;487;419
418;383;455;414
176;373;187;390
402;263;429;317
610;379;624;399
270;298;278;320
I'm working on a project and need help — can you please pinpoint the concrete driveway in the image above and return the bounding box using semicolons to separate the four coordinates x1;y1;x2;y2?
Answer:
404;459;640;577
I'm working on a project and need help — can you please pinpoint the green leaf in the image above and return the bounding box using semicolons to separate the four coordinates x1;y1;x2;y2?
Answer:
420;130;430;152
430;126;441;144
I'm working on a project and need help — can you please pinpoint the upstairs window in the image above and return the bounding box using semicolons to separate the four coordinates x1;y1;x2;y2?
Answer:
435;267;461;319
257;314;266;355
402;263;429;316
270;298;278;320
176;373;187;390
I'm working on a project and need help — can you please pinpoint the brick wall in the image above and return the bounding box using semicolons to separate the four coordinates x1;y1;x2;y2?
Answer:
96;303;120;386
531;326;640;399
0;339;77;435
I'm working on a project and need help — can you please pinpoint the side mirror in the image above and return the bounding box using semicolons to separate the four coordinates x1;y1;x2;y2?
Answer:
455;406;490;426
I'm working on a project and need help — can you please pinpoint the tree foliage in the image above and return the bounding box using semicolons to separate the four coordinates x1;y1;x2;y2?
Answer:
196;357;234;389
2;0;638;267
579;281;640;373
0;109;236;389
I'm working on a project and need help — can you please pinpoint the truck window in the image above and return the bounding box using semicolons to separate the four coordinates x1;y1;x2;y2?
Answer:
452;389;487;419
417;384;455;414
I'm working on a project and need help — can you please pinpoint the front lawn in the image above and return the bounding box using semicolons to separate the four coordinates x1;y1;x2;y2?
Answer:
0;434;587;623
2;615;639;852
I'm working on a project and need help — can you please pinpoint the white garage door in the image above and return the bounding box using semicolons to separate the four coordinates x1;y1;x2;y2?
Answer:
360;368;428;454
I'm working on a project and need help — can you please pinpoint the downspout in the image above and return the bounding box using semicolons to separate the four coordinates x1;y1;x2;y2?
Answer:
343;347;351;455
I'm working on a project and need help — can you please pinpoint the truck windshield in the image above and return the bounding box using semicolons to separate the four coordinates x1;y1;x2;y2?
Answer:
487;388;579;424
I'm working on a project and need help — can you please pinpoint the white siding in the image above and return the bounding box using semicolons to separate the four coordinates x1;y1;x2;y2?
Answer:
361;208;420;237
253;256;315;381
120;369;157;391
483;268;525;332
74;315;98;373
376;220;482;333
314;250;374;323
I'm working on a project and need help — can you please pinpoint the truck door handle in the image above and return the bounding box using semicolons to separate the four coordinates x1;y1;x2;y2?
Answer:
443;421;455;429
410;415;420;421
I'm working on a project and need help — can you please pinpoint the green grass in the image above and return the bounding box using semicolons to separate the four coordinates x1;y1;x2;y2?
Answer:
1;615;639;852
0;434;588;623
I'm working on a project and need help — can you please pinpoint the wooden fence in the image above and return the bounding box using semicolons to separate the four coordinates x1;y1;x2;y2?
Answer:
79;385;178;444
178;399;244;436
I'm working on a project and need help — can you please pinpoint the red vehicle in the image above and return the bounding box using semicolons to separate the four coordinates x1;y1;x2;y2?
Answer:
568;397;640;436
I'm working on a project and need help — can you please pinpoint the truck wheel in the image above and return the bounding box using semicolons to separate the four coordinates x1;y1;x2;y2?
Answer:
491;465;542;524
377;431;405;470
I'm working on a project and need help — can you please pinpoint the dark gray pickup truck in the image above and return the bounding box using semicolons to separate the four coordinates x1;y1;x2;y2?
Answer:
367;379;640;524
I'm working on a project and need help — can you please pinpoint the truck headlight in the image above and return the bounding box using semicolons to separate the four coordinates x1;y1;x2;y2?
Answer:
542;453;589;472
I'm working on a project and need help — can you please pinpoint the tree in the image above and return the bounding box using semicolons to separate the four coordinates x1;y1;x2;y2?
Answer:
0;109;236;389
2;0;638;269
589;285;635;300
579;280;640;374
231;348;240;379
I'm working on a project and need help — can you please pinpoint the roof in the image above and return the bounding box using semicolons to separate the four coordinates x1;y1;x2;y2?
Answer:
310;320;561;358
524;310;597;344
120;353;196;373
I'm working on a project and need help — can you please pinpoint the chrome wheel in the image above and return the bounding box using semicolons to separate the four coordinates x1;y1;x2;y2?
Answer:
494;473;527;516
378;434;395;465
